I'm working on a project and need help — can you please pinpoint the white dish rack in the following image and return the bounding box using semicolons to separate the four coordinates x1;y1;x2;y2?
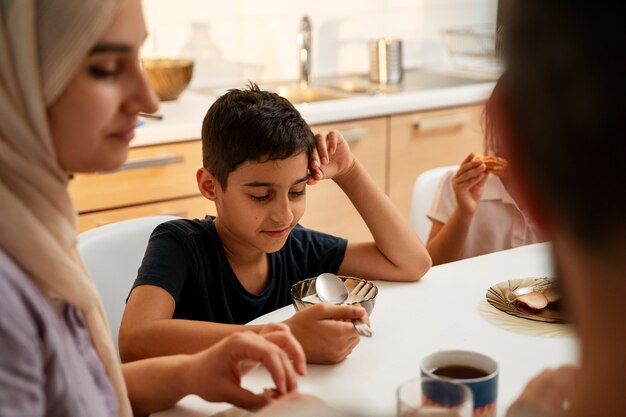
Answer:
441;24;504;74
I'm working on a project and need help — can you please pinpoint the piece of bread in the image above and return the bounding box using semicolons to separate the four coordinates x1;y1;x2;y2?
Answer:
263;388;283;401
516;291;549;310
474;154;508;177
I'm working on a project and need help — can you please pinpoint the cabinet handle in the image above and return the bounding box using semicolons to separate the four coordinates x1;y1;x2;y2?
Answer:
412;113;470;132
111;154;185;172
340;128;369;142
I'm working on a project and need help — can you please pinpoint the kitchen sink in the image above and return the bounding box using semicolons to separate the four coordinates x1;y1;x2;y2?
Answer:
193;69;497;104
272;84;349;104
326;80;402;95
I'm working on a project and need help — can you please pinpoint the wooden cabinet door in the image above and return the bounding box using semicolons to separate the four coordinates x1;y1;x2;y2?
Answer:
301;117;387;241
389;104;485;218
69;140;202;212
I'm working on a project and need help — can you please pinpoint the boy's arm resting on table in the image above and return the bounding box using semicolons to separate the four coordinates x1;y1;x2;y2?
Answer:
119;285;264;362
120;285;366;365
334;160;431;282
123;326;305;417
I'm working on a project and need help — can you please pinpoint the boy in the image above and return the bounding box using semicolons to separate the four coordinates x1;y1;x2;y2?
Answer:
120;84;431;364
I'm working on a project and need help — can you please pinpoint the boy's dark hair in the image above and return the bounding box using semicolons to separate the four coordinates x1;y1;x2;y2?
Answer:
503;0;626;251
201;83;315;189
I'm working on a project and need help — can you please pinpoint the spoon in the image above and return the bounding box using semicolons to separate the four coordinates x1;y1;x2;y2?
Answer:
315;273;373;337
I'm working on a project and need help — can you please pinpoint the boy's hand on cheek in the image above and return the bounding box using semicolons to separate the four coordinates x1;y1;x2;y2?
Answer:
308;130;356;184
283;303;365;364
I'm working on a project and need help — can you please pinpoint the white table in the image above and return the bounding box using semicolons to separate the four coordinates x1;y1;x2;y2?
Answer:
154;243;578;417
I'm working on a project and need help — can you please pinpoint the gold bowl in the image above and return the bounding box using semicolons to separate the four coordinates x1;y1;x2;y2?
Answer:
142;58;194;101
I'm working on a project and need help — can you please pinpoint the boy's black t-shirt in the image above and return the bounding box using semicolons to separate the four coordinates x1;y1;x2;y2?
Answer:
131;216;348;325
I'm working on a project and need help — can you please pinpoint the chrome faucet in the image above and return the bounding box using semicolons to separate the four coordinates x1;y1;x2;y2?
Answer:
297;16;312;89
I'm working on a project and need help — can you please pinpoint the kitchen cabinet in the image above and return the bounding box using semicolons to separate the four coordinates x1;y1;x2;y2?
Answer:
302;117;387;241
388;104;485;218
69;140;214;232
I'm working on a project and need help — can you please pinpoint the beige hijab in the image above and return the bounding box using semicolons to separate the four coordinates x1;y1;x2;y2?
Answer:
0;1;131;416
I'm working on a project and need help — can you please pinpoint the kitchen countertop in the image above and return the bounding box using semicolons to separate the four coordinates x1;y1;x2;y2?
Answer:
134;68;496;148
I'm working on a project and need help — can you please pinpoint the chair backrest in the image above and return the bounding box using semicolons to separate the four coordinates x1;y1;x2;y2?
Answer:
409;165;458;242
77;215;180;355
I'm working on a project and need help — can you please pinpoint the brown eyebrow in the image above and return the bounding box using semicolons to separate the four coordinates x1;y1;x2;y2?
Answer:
89;43;132;54
243;174;310;188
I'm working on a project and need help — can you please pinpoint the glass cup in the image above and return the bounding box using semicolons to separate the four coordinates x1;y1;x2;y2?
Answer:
397;377;474;417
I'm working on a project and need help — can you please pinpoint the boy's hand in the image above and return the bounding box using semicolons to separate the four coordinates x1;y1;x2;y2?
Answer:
308;130;356;185
452;152;488;215
506;365;578;417
186;328;305;410
283;303;366;364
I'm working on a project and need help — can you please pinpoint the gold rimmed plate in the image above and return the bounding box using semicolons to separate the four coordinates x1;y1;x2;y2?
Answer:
486;277;566;323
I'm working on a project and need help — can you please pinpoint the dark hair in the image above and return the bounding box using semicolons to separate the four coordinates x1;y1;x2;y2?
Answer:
502;0;626;250
201;83;315;188
483;75;506;156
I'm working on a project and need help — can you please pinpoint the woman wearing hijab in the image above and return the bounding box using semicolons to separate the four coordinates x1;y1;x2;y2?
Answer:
0;0;305;416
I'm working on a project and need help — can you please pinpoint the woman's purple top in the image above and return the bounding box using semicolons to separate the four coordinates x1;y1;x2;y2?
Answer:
0;249;118;416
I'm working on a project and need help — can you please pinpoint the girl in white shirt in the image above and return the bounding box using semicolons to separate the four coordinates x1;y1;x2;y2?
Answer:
426;77;546;265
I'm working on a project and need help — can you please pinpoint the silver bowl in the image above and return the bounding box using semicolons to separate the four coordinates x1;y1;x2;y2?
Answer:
290;276;378;316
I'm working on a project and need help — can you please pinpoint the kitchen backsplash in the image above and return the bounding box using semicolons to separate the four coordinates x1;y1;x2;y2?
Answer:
142;0;496;89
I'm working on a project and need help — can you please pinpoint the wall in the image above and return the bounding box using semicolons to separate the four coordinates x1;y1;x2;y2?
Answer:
142;0;497;89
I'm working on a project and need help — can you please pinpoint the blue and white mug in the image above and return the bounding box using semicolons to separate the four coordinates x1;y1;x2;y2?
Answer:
421;350;499;417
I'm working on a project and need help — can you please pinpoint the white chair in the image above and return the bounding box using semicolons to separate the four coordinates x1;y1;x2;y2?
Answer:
409;165;458;242
77;215;180;356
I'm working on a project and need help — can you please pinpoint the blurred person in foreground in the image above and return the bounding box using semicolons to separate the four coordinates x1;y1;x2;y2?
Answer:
499;1;626;416
0;1;305;416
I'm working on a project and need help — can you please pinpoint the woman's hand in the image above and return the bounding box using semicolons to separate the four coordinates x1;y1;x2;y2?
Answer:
506;365;578;417
452;153;488;215
185;325;306;410
308;130;356;185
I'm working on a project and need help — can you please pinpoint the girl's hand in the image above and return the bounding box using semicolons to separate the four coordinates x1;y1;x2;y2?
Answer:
452;152;488;215
308;130;356;185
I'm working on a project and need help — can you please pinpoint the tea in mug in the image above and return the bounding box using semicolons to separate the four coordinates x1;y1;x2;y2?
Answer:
431;365;489;379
